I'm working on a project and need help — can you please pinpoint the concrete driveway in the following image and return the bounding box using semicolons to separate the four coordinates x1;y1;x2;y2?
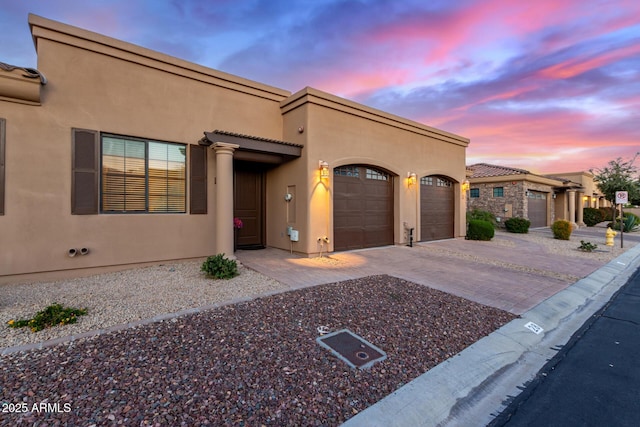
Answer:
238;226;638;315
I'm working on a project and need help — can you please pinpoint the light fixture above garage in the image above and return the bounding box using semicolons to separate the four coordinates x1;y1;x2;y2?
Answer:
319;160;330;179
407;172;417;187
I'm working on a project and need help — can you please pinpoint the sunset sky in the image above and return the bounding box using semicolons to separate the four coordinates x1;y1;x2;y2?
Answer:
1;0;638;174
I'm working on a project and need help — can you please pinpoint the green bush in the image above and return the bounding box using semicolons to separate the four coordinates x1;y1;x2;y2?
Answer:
7;303;88;332
201;253;239;279
466;209;496;228
466;219;495;241
583;208;604;227
552;220;572;240
578;240;598;252
608;212;639;232
598;207;614;221
504;217;531;233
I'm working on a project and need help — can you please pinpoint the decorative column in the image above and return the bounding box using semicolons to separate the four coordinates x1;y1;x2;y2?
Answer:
567;190;576;225
214;142;239;259
577;191;585;226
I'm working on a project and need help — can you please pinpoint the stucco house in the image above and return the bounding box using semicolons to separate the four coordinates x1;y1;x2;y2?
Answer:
467;163;609;227
0;15;469;282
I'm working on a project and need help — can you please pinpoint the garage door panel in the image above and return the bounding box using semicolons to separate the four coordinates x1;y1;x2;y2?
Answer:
334;165;394;251
528;192;547;227
420;176;455;242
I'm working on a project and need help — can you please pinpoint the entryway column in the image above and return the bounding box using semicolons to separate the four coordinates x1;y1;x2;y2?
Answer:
577;191;585;226
214;142;240;259
567;190;576;225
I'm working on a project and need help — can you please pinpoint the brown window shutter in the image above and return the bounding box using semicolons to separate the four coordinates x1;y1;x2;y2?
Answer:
72;128;99;214
0;118;5;215
190;144;207;214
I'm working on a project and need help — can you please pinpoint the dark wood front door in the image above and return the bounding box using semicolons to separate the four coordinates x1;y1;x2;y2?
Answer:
234;165;265;249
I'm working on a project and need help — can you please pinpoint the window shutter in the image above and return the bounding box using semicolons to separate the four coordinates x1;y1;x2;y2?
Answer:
190;144;207;214
0;118;5;215
72;128;99;214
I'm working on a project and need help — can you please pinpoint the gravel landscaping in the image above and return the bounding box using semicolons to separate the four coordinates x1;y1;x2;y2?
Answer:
0;262;285;350
1;225;636;425
0;275;515;426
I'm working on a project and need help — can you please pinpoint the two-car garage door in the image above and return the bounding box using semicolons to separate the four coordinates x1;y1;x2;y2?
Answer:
333;166;456;250
333;165;394;251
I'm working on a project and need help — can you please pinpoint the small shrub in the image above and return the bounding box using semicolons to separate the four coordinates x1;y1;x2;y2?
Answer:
583;208;604;227
552;220;572;240
466;219;495;241
598;207;614;222
467;209;496;229
578;240;598;252
609;213;640;232
504;217;531;233
7;303;88;332
201;253;239;279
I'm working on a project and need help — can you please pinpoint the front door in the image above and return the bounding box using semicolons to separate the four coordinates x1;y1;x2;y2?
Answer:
234;164;265;249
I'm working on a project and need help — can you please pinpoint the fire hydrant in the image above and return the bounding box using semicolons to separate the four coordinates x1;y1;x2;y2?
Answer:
605;227;617;246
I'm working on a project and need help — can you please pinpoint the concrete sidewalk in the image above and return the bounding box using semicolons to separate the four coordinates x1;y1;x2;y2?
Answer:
237;227;640;426
489;266;640;426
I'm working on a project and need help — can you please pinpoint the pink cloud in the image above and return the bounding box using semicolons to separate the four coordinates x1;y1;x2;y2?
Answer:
539;44;640;79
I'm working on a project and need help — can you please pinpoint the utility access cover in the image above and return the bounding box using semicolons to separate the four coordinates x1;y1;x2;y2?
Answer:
317;329;387;369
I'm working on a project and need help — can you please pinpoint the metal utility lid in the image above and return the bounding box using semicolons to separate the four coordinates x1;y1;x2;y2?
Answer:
317;329;387;370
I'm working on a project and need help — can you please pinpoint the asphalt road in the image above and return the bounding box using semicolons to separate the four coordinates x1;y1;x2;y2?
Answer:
489;266;640;427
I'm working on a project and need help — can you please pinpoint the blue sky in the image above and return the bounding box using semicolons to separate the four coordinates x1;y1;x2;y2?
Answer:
1;0;639;173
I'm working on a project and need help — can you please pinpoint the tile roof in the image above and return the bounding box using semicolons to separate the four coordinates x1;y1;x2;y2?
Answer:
209;130;303;148
467;163;531;179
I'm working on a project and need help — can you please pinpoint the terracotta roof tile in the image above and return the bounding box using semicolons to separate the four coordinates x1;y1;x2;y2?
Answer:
467;163;531;179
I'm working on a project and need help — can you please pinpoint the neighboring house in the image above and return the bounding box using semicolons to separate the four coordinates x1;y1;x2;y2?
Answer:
0;15;469;282
545;172;611;224
467;163;609;227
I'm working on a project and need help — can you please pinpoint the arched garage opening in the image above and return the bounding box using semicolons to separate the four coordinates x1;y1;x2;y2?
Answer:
527;190;548;227
420;175;455;241
333;165;395;251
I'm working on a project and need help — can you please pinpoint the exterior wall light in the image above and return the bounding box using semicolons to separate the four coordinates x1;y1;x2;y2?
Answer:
319;160;330;179
461;179;470;192
407;172;417;186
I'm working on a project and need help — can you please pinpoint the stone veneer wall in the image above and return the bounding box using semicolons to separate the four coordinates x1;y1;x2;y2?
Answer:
468;180;555;225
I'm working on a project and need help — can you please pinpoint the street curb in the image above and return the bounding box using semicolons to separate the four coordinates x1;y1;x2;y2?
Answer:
341;243;640;427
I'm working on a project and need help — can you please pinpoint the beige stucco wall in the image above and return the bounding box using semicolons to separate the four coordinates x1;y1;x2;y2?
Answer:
1;15;469;281
1;15;289;281
280;88;469;254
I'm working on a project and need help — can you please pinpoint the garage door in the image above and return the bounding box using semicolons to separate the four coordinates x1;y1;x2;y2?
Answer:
420;176;455;241
334;165;394;251
527;191;547;227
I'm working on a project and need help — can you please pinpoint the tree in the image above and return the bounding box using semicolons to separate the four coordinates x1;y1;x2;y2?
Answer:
590;154;640;218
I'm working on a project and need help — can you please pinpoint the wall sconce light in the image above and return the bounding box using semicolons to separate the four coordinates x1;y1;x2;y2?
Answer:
407;172;417;186
582;196;589;202
461;179;470;192
525;191;530;197
319;160;330;179
552;193;557;199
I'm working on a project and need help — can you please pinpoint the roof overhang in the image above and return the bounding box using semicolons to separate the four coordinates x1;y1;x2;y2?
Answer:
199;130;302;165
